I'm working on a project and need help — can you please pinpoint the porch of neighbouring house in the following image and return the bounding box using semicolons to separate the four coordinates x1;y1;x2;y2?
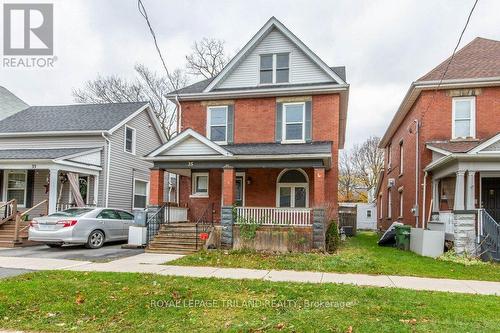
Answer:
0;160;99;247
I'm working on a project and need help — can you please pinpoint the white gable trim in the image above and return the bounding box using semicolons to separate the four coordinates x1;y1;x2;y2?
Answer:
108;104;168;143
204;17;345;92
147;128;233;158
426;144;452;156
469;133;500;154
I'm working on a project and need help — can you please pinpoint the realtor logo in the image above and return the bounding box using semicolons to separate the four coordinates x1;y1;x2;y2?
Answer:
3;3;53;56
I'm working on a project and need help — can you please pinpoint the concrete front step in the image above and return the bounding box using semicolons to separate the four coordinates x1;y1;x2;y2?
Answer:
145;248;197;254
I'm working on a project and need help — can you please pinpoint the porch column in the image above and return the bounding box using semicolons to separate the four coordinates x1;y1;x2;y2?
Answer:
222;165;236;206
93;175;99;206
466;171;476;210
432;178;440;212
454;170;466;211
313;167;325;207
48;168;59;214
149;169;164;206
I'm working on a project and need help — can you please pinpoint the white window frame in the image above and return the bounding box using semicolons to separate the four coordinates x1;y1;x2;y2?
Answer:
276;168;309;208
259;52;290;85
452;96;476;139
398;188;404;218
387;144;392;170
124;125;136;155
132;178;149;209
379;195;383;219
399;141;404;175
207;105;228;144
366;210;372;218
282;102;306;143
235;172;246;206
3;170;27;208
191;172;209;198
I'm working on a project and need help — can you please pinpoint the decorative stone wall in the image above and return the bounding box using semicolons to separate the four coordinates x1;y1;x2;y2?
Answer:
312;208;326;251
220;206;234;249
453;213;477;256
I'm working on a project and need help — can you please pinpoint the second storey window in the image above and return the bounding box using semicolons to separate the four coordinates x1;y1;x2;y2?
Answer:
207;106;228;144
124;125;136;154
399;141;404;175
283;102;305;142
452;96;475;139
387;144;392;169
260;53;290;84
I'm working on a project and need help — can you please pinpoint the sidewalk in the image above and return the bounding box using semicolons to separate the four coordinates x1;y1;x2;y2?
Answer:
1;253;499;296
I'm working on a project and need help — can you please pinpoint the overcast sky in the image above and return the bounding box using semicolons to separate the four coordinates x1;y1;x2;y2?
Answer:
1;0;499;148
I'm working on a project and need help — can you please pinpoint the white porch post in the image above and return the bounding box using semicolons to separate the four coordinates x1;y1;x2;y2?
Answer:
454;171;466;211
432;178;440;212
48;168;59;214
93;175;99;206
466;171;476;210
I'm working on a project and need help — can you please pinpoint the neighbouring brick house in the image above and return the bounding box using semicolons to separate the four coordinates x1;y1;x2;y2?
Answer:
145;17;349;251
377;37;500;256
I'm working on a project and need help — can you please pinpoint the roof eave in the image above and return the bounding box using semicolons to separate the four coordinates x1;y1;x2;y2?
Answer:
0;130;109;137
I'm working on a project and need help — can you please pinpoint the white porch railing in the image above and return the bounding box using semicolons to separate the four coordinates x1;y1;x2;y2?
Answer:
235;207;312;226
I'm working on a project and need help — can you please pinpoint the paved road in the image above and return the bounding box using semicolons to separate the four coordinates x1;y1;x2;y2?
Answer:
0;242;143;262
0;268;33;279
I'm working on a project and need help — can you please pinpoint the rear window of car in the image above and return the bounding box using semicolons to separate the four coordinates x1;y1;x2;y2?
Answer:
49;208;94;217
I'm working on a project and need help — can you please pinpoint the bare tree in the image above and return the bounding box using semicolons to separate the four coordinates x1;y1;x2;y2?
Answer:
185;37;229;79
350;136;384;199
338;150;357;202
73;64;187;139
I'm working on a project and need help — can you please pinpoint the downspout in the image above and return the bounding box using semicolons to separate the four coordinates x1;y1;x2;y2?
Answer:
414;119;420;228
422;171;428;229
102;132;111;208
175;95;182;134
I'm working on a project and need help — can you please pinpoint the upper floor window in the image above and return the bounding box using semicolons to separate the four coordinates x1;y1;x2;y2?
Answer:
387;144;392;169
124;125;136;154
282;102;305;143
260;53;290;84
452;97;475;139
207;106;228;144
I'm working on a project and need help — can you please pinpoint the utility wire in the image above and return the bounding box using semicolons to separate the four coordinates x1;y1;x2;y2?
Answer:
422;0;479;116
137;0;177;90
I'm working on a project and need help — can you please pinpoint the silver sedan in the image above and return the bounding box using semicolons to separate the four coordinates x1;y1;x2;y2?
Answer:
29;208;135;249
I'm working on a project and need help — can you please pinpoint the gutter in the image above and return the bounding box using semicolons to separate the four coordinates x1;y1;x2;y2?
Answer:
102;132;111;208
0;130;108;137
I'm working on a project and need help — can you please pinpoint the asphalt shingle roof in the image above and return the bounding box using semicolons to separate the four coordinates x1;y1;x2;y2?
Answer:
426;140;483;153
418;37;500;81
0;102;147;133
0;86;28;121
0;148;98;160
225;141;332;155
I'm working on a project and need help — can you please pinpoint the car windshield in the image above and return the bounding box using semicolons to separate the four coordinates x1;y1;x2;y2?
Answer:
49;208;94;217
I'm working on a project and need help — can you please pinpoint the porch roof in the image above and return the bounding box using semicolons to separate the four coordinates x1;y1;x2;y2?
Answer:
0;147;96;160
225;141;331;155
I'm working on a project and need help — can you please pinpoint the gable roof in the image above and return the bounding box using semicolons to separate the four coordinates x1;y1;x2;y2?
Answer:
0;102;149;135
204;17;346;92
418;37;500;82
380;37;500;148
426;140;483;154
0;86;28;121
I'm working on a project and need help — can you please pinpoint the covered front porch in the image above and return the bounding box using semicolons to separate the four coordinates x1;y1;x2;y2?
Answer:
426;139;500;257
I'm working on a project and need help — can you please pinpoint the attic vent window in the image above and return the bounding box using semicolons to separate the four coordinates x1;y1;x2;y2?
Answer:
260;53;290;84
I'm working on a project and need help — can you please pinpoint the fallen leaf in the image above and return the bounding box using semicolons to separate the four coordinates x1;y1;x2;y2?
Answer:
76;294;85;305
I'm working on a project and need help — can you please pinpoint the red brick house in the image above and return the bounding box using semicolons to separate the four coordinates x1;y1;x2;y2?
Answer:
145;17;349;250
376;37;500;255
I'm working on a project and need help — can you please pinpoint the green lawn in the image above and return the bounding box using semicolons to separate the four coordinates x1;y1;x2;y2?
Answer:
170;232;500;281
1;271;499;332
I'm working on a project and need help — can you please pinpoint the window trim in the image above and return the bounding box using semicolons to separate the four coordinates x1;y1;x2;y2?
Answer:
276;168;309;208
206;105;228;145
259;52;291;85
387;189;392;219
452;96;476;139
398;187;404;218
124;125;136;155
399;140;404;176
191;172;209;198
379;195;383;220
3;170;28;208
282;102;306;143
132;178;149;210
387;144;392;170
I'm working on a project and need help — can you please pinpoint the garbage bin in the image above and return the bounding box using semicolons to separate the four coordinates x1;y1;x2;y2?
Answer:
395;225;411;251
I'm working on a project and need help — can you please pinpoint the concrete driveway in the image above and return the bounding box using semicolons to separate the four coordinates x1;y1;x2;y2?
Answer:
0;242;143;262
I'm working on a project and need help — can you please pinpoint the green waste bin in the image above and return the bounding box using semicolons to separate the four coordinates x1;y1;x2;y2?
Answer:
395;225;411;251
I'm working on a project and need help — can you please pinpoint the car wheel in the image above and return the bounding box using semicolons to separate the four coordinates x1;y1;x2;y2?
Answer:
85;230;105;249
46;243;63;248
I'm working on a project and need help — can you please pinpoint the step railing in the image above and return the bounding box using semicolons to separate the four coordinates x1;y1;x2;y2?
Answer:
478;208;500;261
195;202;214;250
0;199;17;226
14;199;48;243
146;203;169;245
235;207;312;226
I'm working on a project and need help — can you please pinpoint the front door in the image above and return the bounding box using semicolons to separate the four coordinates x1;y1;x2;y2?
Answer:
235;176;244;206
481;178;500;221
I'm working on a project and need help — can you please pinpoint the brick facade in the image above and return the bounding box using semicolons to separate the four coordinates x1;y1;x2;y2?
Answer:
378;86;500;230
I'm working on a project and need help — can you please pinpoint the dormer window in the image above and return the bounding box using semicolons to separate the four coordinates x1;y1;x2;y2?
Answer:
452;96;475;139
260;53;290;84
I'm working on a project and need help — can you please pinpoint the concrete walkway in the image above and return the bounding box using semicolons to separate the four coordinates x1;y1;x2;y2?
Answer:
1;253;499;296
